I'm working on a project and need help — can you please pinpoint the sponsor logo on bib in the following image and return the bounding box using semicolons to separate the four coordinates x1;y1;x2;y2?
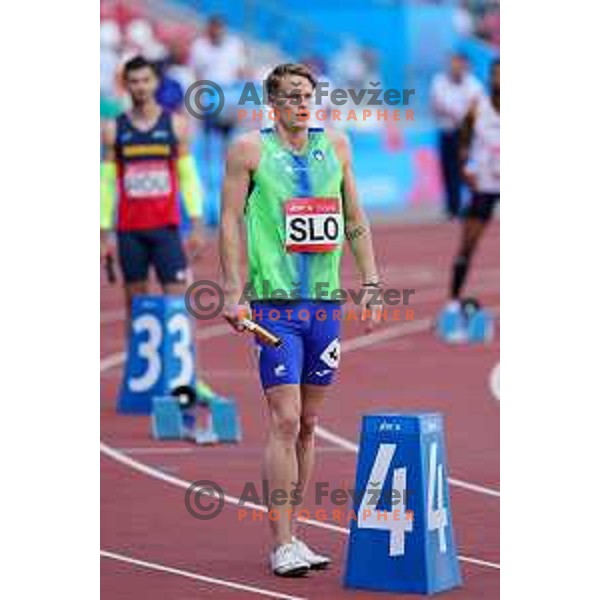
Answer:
285;197;342;253
124;160;172;199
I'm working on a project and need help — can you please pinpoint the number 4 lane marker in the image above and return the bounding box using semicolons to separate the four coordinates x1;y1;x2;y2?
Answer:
427;442;448;553
357;443;413;557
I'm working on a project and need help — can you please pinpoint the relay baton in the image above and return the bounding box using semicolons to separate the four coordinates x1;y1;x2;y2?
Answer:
104;254;117;284
240;318;282;347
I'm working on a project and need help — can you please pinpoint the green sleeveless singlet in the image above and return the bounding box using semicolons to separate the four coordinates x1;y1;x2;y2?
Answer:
244;128;344;301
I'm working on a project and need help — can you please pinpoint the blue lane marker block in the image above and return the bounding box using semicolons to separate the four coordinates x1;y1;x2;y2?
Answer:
344;413;462;595
118;295;196;414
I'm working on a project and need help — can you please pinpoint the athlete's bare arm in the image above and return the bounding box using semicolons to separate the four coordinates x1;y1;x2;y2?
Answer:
172;113;204;258
100;120;117;260
330;129;380;328
330;130;379;284
219;131;261;328
101;120;117;162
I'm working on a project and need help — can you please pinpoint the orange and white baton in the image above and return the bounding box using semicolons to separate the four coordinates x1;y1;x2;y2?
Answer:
240;318;283;347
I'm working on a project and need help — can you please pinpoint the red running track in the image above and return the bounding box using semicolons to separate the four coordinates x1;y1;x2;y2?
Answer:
101;220;499;599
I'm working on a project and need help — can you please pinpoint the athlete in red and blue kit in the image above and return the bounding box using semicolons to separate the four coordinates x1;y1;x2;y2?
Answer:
100;55;204;319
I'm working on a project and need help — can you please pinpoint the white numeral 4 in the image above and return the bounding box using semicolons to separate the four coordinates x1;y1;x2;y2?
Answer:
427;442;448;553
357;443;413;557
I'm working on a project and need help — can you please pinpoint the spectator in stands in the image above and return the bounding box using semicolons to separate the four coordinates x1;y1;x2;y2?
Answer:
189;16;246;148
431;53;484;219
165;45;196;96
100;20;124;119
478;1;500;48
189;15;246;87
156;57;185;113
122;18;166;62
333;40;368;90
453;0;475;38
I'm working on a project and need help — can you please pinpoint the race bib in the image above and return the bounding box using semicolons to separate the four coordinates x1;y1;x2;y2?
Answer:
285;197;342;253
124;161;172;198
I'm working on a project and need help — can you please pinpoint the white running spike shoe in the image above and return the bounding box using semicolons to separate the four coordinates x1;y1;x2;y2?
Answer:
270;542;310;577
292;537;331;570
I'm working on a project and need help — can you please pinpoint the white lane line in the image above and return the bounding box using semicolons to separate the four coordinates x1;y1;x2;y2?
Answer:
342;317;433;351
100;270;499;326
117;445;350;456
315;426;499;499
490;362;500;402
100;352;126;373
100;290;499;375
100;324;233;371
457;555;500;570
100;323;233;373
100;549;307;599
118;447;197;455
415;282;498;304
101;442;347;536
332;315;501;499
101;442;500;570
313;426;359;453
100;310;500;499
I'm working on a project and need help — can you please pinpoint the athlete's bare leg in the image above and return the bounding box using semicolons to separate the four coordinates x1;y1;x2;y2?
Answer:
264;384;302;546
450;217;488;299
124;281;149;330
460;217;487;257
291;384;327;534
163;282;188;296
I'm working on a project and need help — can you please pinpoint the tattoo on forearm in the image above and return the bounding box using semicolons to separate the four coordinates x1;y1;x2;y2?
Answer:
345;224;368;241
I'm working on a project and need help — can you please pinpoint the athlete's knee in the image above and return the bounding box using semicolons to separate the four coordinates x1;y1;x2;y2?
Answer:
271;412;301;445
463;222;485;254
299;413;318;440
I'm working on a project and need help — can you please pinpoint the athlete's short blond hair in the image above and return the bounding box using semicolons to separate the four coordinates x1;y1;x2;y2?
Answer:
265;63;317;100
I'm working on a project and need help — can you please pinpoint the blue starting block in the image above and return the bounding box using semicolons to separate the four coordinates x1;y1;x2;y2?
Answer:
437;300;494;344
207;396;242;443
467;308;494;343
344;413;462;595
118;296;196;414
151;383;242;444
195;380;242;444
151;396;184;439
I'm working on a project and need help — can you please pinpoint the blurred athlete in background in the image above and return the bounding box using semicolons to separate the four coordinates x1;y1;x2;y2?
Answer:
219;63;380;577
449;59;500;300
100;55;204;322
431;53;484;220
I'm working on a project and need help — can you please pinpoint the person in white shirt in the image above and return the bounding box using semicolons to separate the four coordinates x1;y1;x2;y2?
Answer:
189;16;245;87
449;59;500;300
431;53;484;218
189;16;246;150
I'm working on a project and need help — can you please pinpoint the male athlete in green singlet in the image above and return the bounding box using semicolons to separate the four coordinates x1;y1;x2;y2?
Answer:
219;64;380;576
